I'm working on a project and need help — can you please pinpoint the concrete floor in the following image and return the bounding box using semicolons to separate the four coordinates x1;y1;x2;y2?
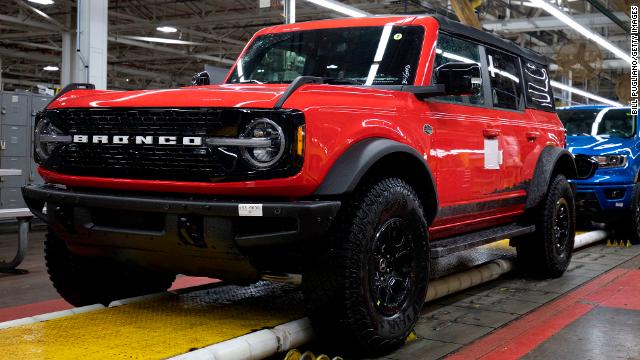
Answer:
383;245;640;360
1;230;639;359
523;307;640;360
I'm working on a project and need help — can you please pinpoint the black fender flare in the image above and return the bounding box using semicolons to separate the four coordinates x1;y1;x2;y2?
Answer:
526;146;577;209
314;138;438;224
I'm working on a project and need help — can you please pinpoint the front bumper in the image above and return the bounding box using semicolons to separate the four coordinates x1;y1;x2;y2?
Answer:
22;184;340;281
574;183;635;219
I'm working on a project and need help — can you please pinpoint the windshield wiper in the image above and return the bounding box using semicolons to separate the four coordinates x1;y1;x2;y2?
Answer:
264;78;363;85
274;76;367;109
239;79;264;84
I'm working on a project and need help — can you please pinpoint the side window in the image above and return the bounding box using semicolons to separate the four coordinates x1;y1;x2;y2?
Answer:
485;48;523;110
432;34;484;105
523;61;555;111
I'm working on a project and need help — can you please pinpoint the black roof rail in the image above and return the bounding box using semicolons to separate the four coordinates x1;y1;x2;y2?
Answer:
431;14;550;65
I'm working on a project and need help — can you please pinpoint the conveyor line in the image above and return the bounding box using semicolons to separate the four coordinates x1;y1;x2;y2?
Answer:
0;231;608;360
0;282;304;359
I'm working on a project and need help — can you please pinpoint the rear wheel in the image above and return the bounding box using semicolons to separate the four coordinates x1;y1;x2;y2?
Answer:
303;178;429;356
516;174;575;278
45;232;176;306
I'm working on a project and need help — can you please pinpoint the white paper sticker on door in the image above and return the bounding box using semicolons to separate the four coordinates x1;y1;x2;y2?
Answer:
484;138;500;169
11;95;18;103
239;204;263;217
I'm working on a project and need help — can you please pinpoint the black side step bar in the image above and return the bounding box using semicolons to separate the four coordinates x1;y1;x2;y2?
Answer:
430;223;535;258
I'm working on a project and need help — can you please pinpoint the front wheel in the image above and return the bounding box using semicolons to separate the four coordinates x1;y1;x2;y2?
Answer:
303;178;429;356
516;174;576;278
45;233;176;306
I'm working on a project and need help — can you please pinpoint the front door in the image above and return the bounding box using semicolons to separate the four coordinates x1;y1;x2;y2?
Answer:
424;33;505;236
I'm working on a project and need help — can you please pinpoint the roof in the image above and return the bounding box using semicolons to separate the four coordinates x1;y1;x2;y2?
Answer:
261;15;550;66
432;15;550;65
258;15;428;35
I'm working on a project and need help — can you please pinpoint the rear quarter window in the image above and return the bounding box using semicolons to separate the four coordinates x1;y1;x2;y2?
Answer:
523;61;555;112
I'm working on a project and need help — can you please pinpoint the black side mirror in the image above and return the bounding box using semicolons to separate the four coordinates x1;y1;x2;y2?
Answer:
191;71;211;86
435;62;482;96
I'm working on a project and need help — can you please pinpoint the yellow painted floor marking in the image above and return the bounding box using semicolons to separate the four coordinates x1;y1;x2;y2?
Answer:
483;239;511;250
0;283;303;360
484;232;589;251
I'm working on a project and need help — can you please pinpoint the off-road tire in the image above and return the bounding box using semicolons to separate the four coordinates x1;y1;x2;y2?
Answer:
303;178;429;356
517;174;575;278
45;232;176;306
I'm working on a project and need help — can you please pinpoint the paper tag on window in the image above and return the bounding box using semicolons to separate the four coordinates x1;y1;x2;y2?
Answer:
239;204;263;217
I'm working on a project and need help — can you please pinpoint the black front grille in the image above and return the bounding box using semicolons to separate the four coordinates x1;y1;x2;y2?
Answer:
53;108;228;136
575;155;598;180
42;108;304;182
53;144;237;181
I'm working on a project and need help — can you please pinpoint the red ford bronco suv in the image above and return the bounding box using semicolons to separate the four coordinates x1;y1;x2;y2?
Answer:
24;15;577;355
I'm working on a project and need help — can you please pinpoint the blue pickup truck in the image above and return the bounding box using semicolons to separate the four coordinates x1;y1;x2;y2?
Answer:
559;106;639;242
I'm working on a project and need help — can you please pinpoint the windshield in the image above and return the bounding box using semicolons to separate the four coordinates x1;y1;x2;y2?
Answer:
594;109;636;138
558;109;602;136
559;108;635;138
227;26;424;86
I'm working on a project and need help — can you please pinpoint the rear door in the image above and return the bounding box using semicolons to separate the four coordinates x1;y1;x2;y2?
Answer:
482;47;530;203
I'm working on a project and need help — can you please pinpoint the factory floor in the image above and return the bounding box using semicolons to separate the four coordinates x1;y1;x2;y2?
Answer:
0;230;638;359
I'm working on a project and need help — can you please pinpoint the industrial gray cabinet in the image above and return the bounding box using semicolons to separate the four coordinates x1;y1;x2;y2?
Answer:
0;91;51;209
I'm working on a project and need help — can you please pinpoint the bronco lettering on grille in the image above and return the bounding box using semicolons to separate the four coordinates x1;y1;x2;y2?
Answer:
72;135;203;146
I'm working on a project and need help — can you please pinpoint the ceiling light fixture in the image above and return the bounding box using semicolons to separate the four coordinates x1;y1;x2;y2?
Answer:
550;80;624;106
303;0;368;17
43;65;59;71
156;26;178;33
28;0;54;4
528;0;631;64
122;36;207;46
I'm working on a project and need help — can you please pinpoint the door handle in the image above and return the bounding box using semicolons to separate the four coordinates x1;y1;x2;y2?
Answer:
483;129;501;138
526;131;540;141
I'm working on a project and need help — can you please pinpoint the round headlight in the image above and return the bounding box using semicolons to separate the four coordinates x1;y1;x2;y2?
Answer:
34;116;67;163
240;118;286;168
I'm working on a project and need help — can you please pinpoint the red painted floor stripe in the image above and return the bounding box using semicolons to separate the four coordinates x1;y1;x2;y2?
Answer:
600;287;640;310
478;303;594;360
169;276;219;291
447;268;631;360
0;298;72;322
587;270;640;311
0;276;219;323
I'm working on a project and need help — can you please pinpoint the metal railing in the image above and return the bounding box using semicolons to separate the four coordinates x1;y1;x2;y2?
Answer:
0;169;33;274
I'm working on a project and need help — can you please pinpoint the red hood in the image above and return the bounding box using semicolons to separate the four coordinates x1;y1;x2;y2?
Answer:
47;84;289;109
